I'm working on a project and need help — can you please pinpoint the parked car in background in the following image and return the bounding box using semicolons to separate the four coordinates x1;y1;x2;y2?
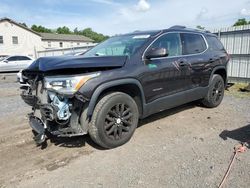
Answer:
0;55;8;61
0;55;34;72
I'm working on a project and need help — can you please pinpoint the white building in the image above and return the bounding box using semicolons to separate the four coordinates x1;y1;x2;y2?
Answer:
40;33;93;49
0;18;94;58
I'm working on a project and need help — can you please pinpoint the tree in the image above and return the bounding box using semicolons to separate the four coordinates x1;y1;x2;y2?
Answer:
233;18;248;26
31;25;52;33
19;22;27;27
56;26;71;34
196;25;205;30
74;27;79;34
80;28;109;42
30;24;109;42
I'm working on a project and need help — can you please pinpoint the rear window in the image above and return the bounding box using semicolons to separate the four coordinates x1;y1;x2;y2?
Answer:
206;36;225;51
181;33;207;55
19;56;31;60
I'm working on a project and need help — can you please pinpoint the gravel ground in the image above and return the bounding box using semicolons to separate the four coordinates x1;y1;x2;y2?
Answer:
0;75;249;188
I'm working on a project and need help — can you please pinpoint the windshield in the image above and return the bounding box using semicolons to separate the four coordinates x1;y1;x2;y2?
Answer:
83;35;150;57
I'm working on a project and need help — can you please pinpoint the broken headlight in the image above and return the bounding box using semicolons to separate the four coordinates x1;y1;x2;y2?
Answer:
44;73;100;95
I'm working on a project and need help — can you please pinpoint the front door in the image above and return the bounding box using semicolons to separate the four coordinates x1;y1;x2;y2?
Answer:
139;32;192;103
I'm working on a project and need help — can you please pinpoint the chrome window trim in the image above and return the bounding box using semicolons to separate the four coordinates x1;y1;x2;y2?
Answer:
142;31;209;61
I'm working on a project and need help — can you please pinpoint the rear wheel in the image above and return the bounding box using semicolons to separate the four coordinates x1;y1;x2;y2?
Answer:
88;92;139;149
202;74;225;108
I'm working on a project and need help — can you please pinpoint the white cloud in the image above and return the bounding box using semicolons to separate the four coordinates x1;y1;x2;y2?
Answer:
135;0;151;12
240;8;250;16
196;7;208;19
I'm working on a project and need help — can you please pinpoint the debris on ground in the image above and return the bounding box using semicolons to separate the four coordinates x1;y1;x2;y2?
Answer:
1;75;6;80
239;83;250;92
218;143;247;188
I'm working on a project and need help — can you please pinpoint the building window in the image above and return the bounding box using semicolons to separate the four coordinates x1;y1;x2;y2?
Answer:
0;36;3;44
12;36;18;44
48;41;51;47
59;42;63;47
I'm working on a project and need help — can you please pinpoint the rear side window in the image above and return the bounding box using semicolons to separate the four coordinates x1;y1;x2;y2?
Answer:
206;36;225;51
181;33;207;55
19;56;31;60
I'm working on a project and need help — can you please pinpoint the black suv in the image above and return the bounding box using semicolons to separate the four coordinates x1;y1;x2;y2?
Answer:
20;26;229;148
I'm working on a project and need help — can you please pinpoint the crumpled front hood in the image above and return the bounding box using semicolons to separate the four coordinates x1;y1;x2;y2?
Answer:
27;55;127;72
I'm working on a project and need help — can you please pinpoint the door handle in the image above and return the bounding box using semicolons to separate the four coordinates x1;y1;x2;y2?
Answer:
178;61;188;66
209;58;216;63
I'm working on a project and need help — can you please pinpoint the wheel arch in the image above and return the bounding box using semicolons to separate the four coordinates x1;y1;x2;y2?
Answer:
87;79;146;118
210;66;227;86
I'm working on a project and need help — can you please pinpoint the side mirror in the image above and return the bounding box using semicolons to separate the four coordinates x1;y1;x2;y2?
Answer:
3;60;8;63
145;48;169;59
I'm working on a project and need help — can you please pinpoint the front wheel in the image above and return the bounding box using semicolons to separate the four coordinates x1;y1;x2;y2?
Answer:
88;92;139;149
202;74;225;108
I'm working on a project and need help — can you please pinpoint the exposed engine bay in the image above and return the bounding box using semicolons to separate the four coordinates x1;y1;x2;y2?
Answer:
19;71;90;145
18;54;125;146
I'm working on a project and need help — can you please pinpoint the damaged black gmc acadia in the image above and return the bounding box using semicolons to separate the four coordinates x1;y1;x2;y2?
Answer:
19;26;229;148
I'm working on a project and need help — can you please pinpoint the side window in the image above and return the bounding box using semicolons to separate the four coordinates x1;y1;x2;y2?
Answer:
150;33;182;57
206;36;224;51
18;56;30;61
181;33;207;55
7;56;18;61
12;36;18;44
0;36;3;44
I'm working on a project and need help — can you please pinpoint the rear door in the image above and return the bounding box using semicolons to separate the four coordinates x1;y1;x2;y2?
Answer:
180;33;209;88
18;56;32;69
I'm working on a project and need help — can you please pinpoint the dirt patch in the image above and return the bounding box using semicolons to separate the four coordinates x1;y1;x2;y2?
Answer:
226;83;250;98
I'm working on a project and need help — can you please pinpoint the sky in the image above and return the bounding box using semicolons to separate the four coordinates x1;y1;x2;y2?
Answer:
0;0;250;35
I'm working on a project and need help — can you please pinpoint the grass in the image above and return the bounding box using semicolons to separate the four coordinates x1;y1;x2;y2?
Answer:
225;83;250;98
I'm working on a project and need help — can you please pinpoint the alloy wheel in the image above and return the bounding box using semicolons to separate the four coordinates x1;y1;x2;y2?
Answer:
211;80;224;103
104;103;133;140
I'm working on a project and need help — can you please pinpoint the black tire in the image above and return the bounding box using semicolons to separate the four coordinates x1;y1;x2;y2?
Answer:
202;74;225;108
88;92;139;149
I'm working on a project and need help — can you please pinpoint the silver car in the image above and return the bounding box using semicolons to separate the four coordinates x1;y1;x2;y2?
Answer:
0;55;34;72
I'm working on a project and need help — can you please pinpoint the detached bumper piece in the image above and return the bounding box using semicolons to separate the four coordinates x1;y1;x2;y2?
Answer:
21;93;40;108
29;115;46;145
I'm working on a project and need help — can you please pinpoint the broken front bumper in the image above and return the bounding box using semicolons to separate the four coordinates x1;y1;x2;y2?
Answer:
21;88;89;145
28;115;46;145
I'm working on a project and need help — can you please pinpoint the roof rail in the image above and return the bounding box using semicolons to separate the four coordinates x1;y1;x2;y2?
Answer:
169;25;186;29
